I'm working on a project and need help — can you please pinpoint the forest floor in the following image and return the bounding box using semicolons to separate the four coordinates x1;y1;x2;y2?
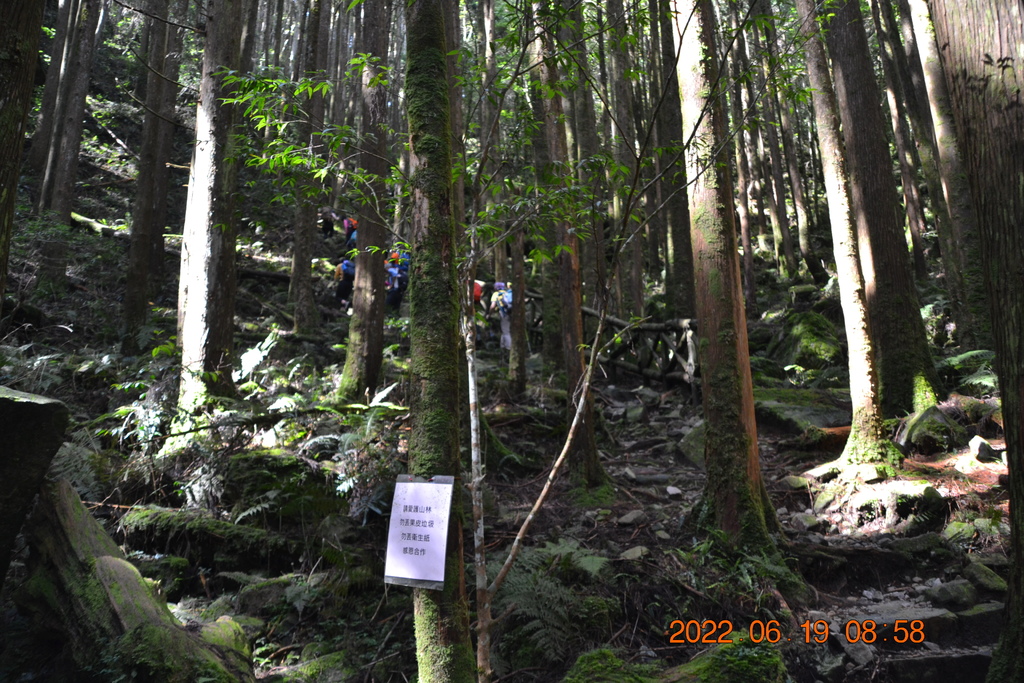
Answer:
0;212;1012;683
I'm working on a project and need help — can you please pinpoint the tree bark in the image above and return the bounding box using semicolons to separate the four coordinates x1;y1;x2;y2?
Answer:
905;0;990;351
404;0;475;678
795;0;899;468
537;2;606;489
338;0;393;400
922;3;1024;679
672;0;778;548
825;0;940;417
656;0;695;317
0;0;45;305
177;0;244;408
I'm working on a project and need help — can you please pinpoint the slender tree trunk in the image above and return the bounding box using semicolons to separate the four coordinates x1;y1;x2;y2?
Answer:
338;0;392;400
906;0;990;351
921;2;1024;679
728;3;756;308
0;0;46;304
869;0;928;281
672;0;778;548
537;1;605;489
39;0;100;223
795;0;899;468
657;0;694;317
404;0;475;678
825;0;940;416
177;0;244;408
123;0;170;352
29;0;73;176
751;12;798;280
288;0;324;335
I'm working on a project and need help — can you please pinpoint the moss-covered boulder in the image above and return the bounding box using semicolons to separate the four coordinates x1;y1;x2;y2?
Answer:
261;651;357;682
753;388;852;435
119;506;299;572
660;630;787;682
768;311;843;375
897;405;970;455
562;649;657;683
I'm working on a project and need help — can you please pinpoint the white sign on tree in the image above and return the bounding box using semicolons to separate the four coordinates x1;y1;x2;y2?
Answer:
384;475;454;590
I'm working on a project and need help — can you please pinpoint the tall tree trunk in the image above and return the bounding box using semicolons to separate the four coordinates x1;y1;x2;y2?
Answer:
177;0;244;408
657;0;694;317
39;0;101;223
751;11;798;280
288;0;325;335
606;0;643;317
905;0;990;351
0;0;46;304
869;0;928;282
795;0;899;468
728;3;756;308
825;0;940;417
537;1;605;489
28;0;72;175
923;2;1024;679
404;0;475;678
123;0;183;352
338;0;392;400
672;0;778;548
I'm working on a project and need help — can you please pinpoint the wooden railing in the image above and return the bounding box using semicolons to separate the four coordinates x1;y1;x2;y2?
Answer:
521;292;699;386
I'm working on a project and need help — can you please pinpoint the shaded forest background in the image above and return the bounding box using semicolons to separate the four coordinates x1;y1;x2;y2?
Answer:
0;0;1022;681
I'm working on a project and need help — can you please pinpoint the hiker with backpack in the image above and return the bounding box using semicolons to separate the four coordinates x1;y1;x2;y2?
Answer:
334;258;355;309
489;282;512;353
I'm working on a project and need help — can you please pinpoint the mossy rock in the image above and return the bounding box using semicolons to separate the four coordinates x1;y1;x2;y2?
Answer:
562;649;658;683
131;554;191;601
679;421;706;468
660;630;787;682
749;355;786;387
260;651;356;682
120;506;299;571
753;388;851;435
897;405;970;455
768;311;843;371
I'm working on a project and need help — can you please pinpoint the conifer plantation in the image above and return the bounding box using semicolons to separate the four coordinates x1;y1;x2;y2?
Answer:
1;0;1021;681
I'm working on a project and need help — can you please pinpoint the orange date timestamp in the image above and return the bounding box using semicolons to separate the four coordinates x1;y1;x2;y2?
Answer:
666;619;927;645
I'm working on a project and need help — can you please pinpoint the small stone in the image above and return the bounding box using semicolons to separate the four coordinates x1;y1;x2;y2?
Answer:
792;513;821;532
655;530;671;541
923;641;941;652
624;467;638;481
666;486;683;498
617;510;645;526
619;546;649;561
842;642;875;667
782;475;811;490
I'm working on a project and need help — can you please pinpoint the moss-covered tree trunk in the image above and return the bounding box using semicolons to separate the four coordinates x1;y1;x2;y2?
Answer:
923;4;1024;679
338;0;392;400
672;0;777;549
824;0;941;417
0;0;44;305
795;0;899;469
404;0;475;678
18;480;253;681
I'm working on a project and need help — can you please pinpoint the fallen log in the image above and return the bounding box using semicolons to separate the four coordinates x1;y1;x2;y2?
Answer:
15;479;254;682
